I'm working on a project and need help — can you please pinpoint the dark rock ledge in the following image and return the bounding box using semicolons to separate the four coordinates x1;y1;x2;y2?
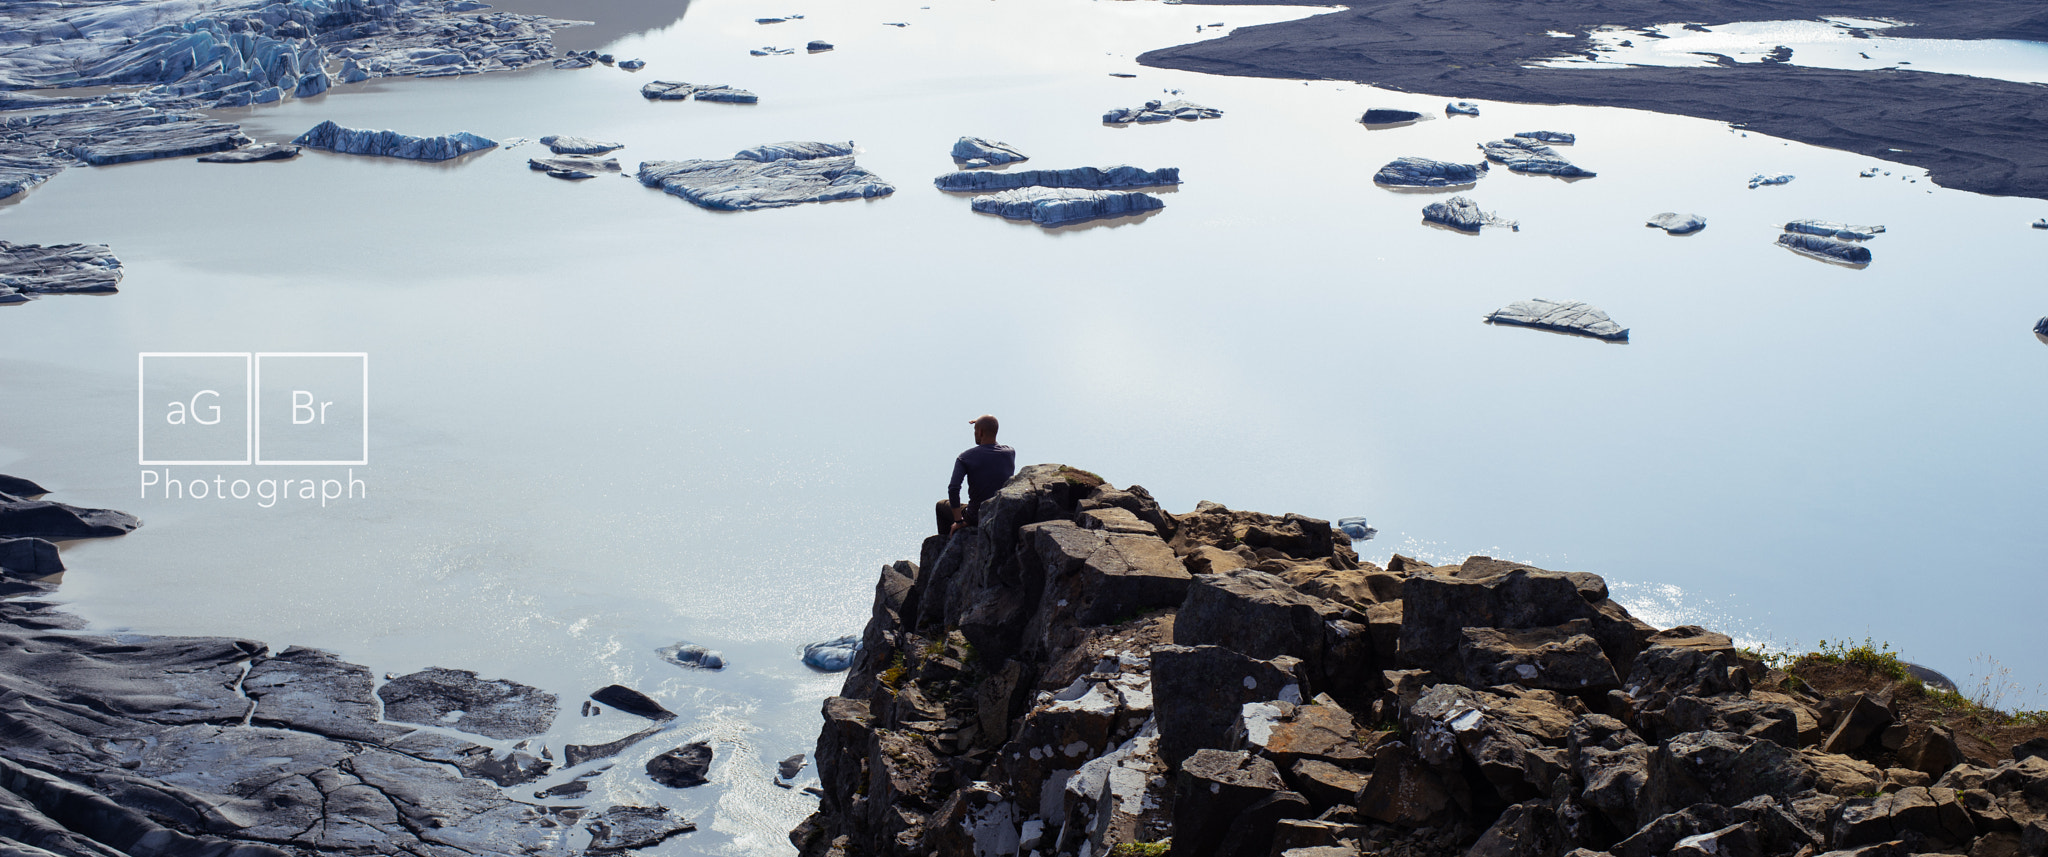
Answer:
793;463;2047;857
0;476;688;856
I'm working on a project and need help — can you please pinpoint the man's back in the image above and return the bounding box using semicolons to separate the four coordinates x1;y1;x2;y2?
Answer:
951;443;1016;513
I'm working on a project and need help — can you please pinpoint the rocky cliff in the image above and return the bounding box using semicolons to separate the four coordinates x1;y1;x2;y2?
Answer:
792;464;2048;857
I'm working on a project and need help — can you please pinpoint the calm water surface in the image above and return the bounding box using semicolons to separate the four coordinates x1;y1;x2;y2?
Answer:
1540;18;2048;84
2;0;2046;851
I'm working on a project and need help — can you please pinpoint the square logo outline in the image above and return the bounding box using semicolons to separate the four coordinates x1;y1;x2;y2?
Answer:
137;352;253;466
253;352;369;466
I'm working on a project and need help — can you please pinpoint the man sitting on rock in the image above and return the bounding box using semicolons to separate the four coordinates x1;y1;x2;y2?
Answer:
938;414;1016;536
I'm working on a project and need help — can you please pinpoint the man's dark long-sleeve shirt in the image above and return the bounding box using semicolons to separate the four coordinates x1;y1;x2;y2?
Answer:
949;443;1017;514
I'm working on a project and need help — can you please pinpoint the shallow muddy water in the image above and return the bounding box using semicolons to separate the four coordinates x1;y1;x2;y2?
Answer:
2;0;2046;851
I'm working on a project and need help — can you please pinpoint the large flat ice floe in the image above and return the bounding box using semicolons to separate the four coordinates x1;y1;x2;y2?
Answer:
970;188;1165;226
1375;156;1488;188
636;142;896;210
0;241;124;304
1484;298;1630;342
934;166;1179;192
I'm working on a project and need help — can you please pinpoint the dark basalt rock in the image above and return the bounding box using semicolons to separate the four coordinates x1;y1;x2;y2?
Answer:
935;165;1178;192
0;475;49;496
1484;298;1631;342
586;805;696;852
195;143;299;163
243;646;410;744
647;742;715;788
778;754;807;780
591;684;675;721
377;666;559;739
969;188;1165;226
565;725;665;767
390;731;553;787
0;491;141;539
1360;108;1424;124
0;241;124;302
1375;156;1488;187
1777;232;1872;265
0;537;63;577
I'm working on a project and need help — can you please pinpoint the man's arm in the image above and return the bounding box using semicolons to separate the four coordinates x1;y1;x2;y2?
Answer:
947;456;968;508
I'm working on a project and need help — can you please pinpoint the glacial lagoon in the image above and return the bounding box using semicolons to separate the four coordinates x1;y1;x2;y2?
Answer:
3;0;2046;851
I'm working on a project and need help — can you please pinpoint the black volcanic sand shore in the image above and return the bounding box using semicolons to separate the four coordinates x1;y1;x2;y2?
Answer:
1140;0;2048;200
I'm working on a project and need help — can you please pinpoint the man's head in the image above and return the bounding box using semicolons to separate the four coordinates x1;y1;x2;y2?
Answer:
970;414;999;444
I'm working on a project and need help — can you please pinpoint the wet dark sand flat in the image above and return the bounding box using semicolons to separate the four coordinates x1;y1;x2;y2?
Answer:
1139;0;2048;199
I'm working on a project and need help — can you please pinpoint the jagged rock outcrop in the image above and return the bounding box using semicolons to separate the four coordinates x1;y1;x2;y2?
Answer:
1485;298;1631;342
0;490;140;538
790;465;2019;857
953;136;1029;167
934;165;1180;192
0;241;124;303
970;188;1166;226
1103;99;1222;123
1375;156;1488;187
1480;137;1597;178
636;142;895;210
292;121;496;160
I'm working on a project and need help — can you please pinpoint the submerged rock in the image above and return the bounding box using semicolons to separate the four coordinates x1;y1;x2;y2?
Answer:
540;135;623;155
0;241;124;302
1749;172;1795;188
647;742;715;788
1374;156;1487;187
565;725;664;767
528;155;621;180
377;667;559;739
970;188;1165;226
197;143;300;163
1422;195;1515;233
803;635;863;671
778;754;808;780
934;165;1178;191
1777;232;1872;264
1485;298;1631;342
952;136;1029;167
658;641;728;669
1480;137;1596;177
1785;219;1885;241
0;491;140;539
637;143;894;210
1361;108;1423;124
1647;212;1707;234
70;119;251;165
1103;99;1222;124
1517;130;1576;144
640;81;760;103
292;121;496;161
1446;100;1481;115
586;805;696;852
